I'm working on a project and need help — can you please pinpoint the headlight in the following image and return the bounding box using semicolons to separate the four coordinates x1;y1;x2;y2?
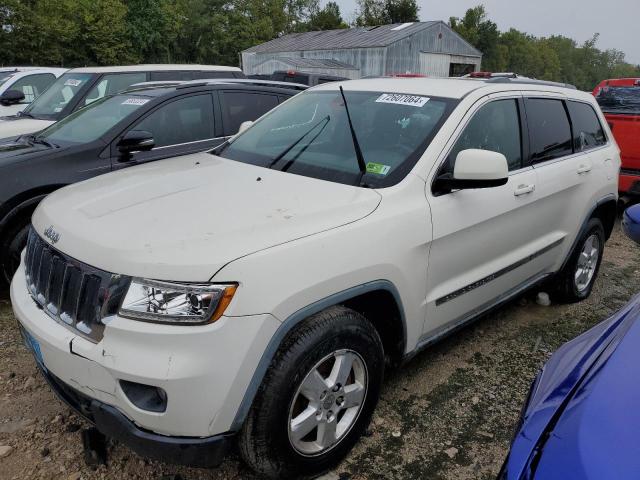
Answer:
119;278;237;324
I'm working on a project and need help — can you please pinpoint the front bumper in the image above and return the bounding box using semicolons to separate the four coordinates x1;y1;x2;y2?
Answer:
11;261;280;445
22;345;233;468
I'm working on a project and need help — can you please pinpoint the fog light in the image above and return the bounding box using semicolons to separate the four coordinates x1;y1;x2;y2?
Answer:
120;380;167;413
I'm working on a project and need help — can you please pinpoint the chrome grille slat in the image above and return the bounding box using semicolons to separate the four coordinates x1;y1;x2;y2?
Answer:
24;228;130;343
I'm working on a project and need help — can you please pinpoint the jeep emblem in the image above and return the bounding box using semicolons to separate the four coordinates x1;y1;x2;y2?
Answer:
44;225;60;244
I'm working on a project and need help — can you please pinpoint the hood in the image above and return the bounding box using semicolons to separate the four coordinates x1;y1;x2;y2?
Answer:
0;138;52;160
0;117;54;141
531;300;640;479
504;295;640;479
33;153;382;281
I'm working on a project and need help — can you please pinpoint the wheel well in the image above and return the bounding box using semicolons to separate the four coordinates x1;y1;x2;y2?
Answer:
341;289;406;365
592;199;617;240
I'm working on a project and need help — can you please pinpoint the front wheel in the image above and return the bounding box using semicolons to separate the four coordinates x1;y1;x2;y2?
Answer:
552;218;605;303
239;306;384;479
0;218;30;285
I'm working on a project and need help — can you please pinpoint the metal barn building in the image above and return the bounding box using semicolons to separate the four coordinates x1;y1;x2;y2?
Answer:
241;21;482;79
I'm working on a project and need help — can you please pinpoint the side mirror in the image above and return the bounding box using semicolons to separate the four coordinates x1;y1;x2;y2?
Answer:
238;120;253;134
435;149;509;194
623;204;640;245
0;89;26;106
117;130;155;156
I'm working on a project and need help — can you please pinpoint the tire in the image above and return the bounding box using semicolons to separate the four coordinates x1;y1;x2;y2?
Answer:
239;306;384;479
552;217;605;303
0;217;31;285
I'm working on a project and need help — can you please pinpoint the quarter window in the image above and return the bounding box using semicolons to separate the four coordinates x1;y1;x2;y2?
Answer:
567;101;607;151
526;98;573;163
444;99;523;174
220;92;279;136
134;94;214;148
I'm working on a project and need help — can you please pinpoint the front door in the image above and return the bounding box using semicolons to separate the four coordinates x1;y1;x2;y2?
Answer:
423;94;544;338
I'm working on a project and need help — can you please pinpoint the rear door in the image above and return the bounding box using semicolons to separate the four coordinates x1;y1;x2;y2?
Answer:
526;95;604;271
425;93;544;336
219;90;280;137
111;93;220;169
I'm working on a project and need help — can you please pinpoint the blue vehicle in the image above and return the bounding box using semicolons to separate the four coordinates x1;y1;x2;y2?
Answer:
501;204;640;479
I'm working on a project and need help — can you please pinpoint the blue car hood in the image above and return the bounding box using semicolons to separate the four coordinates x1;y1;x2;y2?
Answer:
505;295;640;479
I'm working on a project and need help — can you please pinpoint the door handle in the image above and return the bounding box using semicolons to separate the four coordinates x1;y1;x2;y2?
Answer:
577;164;592;174
514;184;535;196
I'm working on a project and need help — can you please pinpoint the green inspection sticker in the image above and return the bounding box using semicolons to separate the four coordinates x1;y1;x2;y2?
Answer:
366;162;391;175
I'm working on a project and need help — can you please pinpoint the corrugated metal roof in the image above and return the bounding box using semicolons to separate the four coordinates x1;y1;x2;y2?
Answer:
244;21;442;53
256;57;358;70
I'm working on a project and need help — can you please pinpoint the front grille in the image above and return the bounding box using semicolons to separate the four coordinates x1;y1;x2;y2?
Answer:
24;228;130;343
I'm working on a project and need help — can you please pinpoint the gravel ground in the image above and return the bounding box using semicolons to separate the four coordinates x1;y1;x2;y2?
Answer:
1;222;639;480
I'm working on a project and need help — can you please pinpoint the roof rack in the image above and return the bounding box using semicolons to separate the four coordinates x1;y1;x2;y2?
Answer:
175;78;309;91
485;76;577;90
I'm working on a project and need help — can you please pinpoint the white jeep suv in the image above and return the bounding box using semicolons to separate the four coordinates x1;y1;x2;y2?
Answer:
11;77;619;478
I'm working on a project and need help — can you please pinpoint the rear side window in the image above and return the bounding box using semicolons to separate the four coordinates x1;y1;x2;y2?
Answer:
567;101;607;151
134;94;215;147
526;98;573;163
443;99;523;173
220;91;279;135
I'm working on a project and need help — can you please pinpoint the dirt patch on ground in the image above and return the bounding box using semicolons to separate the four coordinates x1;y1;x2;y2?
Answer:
1;223;639;480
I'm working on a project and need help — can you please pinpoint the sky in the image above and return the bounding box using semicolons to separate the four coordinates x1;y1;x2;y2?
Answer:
331;0;640;65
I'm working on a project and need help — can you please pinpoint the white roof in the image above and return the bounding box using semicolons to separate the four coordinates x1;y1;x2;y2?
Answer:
313;77;590;100
69;64;241;74
0;67;67;74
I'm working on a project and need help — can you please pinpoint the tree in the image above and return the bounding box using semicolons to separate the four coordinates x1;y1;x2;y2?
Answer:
383;0;419;23
450;5;500;71
354;0;386;26
307;2;348;30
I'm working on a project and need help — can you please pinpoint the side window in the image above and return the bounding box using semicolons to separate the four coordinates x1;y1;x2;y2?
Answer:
9;73;56;102
84;73;147;106
149;71;194;81
220;91;279;136
133;94;214;148
443;99;523;174
526;98;573;163
567;101;607;151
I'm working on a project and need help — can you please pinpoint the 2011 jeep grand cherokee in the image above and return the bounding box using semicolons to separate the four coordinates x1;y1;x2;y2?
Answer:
12;77;619;478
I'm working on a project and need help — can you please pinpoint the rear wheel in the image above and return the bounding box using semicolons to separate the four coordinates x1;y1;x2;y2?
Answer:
552;218;605;303
0;217;30;285
239;306;384;479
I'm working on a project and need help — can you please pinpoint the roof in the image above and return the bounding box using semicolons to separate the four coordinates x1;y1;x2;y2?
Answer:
68;64;242;74
124;78;308;96
244;22;445;53
0;67;67;74
311;77;588;100
255;57;359;70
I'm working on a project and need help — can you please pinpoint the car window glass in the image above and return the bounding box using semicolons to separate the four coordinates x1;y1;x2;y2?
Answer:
9;74;56;103
219;90;455;188
221;92;279;135
443;99;522;174
84;73;147;106
526;98;573;163
134;94;214;148
24;73;95;118
567;101;607;151
40;94;152;144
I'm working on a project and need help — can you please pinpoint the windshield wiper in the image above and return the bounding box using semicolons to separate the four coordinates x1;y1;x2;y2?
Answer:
28;135;58;148
339;86;368;183
17;110;34;119
268;115;330;169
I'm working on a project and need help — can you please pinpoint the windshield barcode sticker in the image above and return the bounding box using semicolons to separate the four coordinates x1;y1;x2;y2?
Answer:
375;93;429;107
122;98;149;106
64;79;83;87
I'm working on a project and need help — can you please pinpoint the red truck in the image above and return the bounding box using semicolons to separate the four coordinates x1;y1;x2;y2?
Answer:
593;78;640;200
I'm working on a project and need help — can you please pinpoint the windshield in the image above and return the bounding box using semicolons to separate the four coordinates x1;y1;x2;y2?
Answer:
23;73;96;119
596;86;640;115
39;93;153;145
0;73;15;89
219;90;456;187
